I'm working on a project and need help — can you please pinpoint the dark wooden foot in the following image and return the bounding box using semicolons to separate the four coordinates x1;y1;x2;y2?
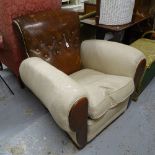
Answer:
0;62;3;71
18;76;25;89
69;98;88;148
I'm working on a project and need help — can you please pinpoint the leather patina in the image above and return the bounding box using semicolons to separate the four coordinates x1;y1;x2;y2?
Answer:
0;34;3;49
13;10;81;74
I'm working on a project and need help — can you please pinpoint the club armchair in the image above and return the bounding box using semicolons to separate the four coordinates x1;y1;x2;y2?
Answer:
13;10;146;148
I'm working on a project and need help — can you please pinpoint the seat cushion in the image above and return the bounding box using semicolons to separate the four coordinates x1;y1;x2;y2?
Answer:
70;69;134;119
131;38;155;68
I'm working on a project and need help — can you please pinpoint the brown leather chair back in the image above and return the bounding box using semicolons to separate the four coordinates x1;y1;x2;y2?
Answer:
13;10;81;74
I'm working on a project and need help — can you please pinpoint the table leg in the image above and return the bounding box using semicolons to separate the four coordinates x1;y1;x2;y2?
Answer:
96;28;106;39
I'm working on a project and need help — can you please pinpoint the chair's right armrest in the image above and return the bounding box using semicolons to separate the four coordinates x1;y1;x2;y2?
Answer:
81;40;146;79
81;40;146;100
19;57;88;147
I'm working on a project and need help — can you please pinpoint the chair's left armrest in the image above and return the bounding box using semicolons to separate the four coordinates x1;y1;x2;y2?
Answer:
19;56;88;134
81;40;146;81
20;57;89;148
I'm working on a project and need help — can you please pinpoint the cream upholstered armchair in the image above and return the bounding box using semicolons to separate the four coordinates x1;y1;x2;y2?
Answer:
13;10;146;148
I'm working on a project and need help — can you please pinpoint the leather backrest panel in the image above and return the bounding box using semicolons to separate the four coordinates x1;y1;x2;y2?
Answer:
13;10;81;74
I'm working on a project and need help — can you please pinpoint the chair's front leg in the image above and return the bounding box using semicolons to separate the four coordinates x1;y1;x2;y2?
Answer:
69;97;88;149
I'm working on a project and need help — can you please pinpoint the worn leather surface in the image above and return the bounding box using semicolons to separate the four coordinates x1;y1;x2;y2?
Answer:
0;0;60;76
13;10;81;74
0;35;3;49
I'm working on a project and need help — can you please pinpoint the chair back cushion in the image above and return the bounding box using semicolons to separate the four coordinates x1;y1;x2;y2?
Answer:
0;0;60;76
13;10;81;74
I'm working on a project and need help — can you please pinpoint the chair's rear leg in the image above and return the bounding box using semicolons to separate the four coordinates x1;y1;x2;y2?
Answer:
18;76;25;89
0;62;3;71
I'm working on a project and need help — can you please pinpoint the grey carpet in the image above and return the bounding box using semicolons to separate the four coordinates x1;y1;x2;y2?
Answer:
0;71;13;101
0;69;155;155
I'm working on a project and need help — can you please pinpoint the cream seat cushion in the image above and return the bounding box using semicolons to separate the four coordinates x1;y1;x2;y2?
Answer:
70;69;134;119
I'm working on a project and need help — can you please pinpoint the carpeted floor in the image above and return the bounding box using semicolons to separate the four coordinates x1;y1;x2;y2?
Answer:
0;73;13;101
0;69;155;155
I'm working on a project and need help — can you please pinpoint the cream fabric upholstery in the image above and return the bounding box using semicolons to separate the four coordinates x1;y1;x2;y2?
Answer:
68;98;129;145
81;40;146;78
19;40;146;146
70;69;134;119
19;57;87;132
87;99;128;141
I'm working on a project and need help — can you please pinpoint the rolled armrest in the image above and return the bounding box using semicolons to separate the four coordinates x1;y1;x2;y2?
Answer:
19;57;87;132
81;40;146;79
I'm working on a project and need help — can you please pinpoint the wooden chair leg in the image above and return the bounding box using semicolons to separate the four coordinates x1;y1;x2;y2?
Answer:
18;76;25;89
0;62;3;71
